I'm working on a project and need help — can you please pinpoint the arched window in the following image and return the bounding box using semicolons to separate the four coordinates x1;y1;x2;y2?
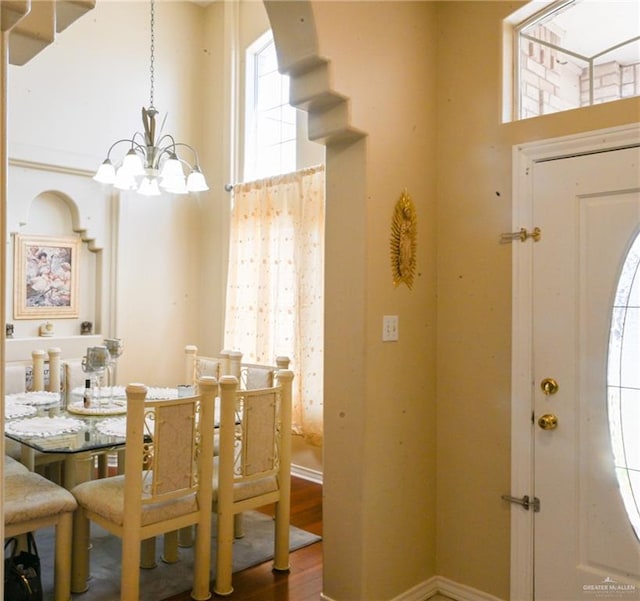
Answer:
608;231;640;541
510;0;639;120
244;31;296;181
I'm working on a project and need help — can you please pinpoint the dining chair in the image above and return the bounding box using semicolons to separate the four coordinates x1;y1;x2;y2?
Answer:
5;350;66;481
70;377;217;600
184;345;290;391
4;464;78;601
5;454;29;475
180;346;291;542
240;356;290;390
213;368;294;596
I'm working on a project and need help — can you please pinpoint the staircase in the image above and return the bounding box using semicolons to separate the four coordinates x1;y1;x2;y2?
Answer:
288;56;365;146
1;0;95;65
263;0;365;148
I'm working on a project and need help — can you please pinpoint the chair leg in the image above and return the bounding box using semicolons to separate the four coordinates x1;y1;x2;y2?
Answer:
116;449;125;475
140;537;157;568
97;453;109;478
121;531;142;600
178;525;194;547
54;512;73;601
71;509;90;594
162;531;179;564
273;499;291;572
214;512;235;596
233;513;244;539
192;522;213;601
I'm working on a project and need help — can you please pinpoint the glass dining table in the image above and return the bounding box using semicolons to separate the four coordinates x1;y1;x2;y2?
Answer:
4;386;180;489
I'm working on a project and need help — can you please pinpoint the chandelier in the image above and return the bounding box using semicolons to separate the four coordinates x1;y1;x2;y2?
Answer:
93;0;208;196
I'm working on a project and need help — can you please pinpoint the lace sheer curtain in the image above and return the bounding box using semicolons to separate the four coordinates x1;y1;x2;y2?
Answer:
224;165;325;445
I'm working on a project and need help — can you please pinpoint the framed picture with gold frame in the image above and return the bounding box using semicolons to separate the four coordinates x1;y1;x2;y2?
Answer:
13;234;81;319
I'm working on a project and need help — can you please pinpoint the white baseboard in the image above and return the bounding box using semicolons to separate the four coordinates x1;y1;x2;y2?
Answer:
291;463;323;484
391;576;439;600
433;577;505;601
320;576;506;601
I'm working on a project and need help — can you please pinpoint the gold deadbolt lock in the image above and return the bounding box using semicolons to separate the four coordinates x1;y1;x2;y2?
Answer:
538;414;558;430
540;378;559;396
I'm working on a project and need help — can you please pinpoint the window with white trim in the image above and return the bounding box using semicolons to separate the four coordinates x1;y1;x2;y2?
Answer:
513;0;640;120
608;231;640;542
244;31;296;182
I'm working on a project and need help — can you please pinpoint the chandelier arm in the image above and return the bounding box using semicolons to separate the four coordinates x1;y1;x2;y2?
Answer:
171;142;202;168
154;137;178;168
105;138;146;160
132;131;147;147
156;133;177;150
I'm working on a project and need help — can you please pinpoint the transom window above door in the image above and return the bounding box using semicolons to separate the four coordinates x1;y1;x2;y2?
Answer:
509;0;640;120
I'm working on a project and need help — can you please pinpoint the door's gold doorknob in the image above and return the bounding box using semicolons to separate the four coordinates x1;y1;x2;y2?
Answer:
538;414;558;430
540;378;559;395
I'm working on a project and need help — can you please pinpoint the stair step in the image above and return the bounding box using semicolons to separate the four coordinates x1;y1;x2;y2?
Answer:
1;0;30;33
9;0;55;65
7;0;95;66
55;0;95;33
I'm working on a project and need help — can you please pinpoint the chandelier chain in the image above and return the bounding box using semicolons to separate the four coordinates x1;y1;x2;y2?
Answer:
149;0;155;108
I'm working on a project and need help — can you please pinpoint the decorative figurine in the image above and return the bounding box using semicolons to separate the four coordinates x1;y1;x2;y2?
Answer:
39;321;54;337
5;323;14;338
81;321;93;335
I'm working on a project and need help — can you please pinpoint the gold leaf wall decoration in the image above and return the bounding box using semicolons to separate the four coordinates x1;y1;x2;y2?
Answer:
390;189;417;289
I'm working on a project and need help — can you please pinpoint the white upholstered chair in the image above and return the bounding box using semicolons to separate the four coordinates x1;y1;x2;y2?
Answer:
4;463;78;601
70;378;217;600
214;368;294;596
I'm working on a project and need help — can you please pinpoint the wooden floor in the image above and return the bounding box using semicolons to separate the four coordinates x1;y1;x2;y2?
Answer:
163;476;323;601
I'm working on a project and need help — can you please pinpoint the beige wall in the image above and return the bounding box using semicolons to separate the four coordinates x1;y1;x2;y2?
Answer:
435;1;640;597
305;2;439;598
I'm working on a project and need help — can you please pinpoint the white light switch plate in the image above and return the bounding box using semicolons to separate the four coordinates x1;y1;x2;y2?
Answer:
382;315;399;341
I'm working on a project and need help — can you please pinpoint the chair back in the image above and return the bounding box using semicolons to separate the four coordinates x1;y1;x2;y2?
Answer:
184;345;221;386
218;368;294;489
62;358;87;393
123;378;216;519
5;363;27;394
240;356;290;390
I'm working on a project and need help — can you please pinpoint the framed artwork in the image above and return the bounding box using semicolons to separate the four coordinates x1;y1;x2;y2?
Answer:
13;234;81;319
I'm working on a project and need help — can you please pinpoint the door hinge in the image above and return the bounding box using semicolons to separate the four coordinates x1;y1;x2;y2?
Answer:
501;494;540;512
499;227;541;244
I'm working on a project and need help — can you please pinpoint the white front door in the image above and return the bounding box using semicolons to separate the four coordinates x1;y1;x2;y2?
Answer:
511;126;640;601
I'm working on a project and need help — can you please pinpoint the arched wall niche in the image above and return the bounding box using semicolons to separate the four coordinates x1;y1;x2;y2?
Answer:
6;165;113;361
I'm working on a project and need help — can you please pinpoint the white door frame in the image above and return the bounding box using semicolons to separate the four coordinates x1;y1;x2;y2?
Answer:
510;123;640;601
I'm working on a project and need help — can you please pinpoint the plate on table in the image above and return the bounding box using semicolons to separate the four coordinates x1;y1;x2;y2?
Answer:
5;403;37;419
95;417;127;438
66;401;127;416
5;416;85;438
6;391;61;406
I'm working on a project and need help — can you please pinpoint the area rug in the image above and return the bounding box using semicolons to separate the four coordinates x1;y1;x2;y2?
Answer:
35;511;321;600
